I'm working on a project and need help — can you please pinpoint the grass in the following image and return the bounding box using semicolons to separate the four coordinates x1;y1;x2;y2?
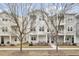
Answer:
0;43;50;48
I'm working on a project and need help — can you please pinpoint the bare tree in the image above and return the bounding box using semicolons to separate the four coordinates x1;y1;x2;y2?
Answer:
40;3;75;52
0;3;36;52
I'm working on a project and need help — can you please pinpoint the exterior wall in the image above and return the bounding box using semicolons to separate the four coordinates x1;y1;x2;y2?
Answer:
63;14;76;44
38;35;47;43
76;35;79;43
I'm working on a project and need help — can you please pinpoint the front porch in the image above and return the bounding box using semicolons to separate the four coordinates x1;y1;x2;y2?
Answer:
0;36;18;45
28;34;48;45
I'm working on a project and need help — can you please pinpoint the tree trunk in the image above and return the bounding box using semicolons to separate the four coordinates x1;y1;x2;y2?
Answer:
55;31;58;52
20;38;22;52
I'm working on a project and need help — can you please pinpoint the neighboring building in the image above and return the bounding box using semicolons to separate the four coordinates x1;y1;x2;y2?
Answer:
0;10;79;46
26;10;52;45
0;12;19;45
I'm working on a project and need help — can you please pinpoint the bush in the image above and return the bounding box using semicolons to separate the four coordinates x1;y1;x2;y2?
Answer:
29;42;33;46
0;44;5;46
26;41;28;43
7;41;10;44
10;44;15;46
1;44;5;46
37;42;48;46
73;43;76;46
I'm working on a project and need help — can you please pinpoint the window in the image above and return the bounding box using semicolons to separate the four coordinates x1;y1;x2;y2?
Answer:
2;27;8;32
39;26;44;31
68;27;69;31
68;18;72;22
15;38;17;41
39;15;44;21
7;41;10;44
68;26;73;31
2;19;8;21
51;41;54;43
31;36;36;40
42;27;44;31
39;18;42;21
47;28;49;32
2;19;4;21
30;27;36;31
39;27;41;31
67;38;69;40
71;27;72;31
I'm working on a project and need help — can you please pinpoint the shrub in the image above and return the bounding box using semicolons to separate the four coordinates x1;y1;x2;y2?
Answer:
10;44;15;46
73;43;76;46
29;42;33;46
26;41;28;43
7;41;10;44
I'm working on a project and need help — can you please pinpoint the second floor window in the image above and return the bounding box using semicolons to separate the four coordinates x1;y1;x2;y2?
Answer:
47;28;49;32
68;26;73;31
39;26;44;31
2;27;8;32
30;27;36;31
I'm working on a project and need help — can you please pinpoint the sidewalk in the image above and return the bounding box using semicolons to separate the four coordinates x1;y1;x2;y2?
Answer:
0;47;79;50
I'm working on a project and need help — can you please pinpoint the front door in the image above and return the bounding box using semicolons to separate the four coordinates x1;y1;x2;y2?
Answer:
72;36;74;44
1;36;4;44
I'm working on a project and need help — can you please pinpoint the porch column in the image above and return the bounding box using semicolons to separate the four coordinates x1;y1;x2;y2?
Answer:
29;34;31;43
46;34;47;43
74;35;76;43
0;36;1;44
37;35;39;43
9;36;11;44
49;34;52;44
64;35;66;43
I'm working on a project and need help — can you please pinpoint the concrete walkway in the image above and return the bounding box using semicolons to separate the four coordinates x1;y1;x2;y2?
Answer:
0;48;79;50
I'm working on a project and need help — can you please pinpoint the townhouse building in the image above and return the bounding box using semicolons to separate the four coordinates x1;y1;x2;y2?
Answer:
0;10;79;46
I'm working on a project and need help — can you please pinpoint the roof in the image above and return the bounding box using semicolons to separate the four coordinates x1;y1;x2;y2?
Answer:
28;9;49;17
